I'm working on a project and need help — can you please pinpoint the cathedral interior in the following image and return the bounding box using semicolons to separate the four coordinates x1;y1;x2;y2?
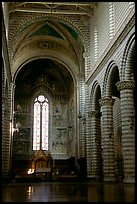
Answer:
2;2;135;202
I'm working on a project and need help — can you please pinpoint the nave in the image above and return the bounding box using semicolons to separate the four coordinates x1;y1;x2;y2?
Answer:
2;180;135;202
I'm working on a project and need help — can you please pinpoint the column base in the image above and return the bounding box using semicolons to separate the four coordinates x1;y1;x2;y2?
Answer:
124;177;135;184
104;176;116;182
87;175;103;181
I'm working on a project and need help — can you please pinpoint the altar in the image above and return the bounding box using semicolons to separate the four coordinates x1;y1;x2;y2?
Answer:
31;149;53;179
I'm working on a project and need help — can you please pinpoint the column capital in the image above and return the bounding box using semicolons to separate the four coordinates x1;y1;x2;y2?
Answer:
99;97;115;107
116;80;135;91
88;110;101;118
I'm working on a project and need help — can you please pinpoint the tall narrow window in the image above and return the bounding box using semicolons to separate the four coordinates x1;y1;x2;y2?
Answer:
33;95;49;150
94;17;98;62
109;2;115;40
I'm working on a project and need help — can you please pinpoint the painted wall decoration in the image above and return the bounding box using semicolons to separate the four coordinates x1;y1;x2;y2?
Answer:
52;101;67;126
13;101;31;160
14;97;74;160
52;142;68;155
50;100;69;157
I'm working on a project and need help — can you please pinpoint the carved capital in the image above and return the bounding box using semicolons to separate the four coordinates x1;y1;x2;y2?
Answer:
99;98;115;107
116;80;135;91
88;111;101;118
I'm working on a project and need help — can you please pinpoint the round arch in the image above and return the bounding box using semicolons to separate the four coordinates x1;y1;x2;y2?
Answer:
13;54;78;89
90;80;101;111
103;61;120;98
121;33;135;81
89;80;102;180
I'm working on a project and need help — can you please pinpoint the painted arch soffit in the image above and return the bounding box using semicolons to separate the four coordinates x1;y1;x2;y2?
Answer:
9;15;83;60
11;18;84;75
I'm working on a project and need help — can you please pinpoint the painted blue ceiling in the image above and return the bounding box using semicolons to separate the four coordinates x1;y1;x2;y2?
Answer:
30;23;64;39
30;21;78;42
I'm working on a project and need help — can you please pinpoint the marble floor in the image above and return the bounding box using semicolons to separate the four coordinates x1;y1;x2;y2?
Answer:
2;181;135;202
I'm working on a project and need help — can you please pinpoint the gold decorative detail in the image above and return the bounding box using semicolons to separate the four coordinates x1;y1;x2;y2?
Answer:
32;149;53;173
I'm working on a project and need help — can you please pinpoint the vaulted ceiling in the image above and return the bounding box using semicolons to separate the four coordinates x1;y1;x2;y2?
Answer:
4;2;96;101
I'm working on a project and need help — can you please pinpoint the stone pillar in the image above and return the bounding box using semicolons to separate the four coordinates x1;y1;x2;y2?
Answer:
78;113;86;163
83;51;90;79
78;73;86;158
78;73;86;178
2;82;12;178
116;80;135;183
73;85;79;163
86;110;92;177
99;97;116;181
2;63;6;177
9;83;16;172
88;111;102;180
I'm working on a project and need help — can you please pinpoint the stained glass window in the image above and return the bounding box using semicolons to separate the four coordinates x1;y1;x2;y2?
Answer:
33;95;49;150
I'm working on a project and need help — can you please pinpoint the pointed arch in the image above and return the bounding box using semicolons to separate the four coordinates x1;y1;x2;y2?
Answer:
33;94;49;151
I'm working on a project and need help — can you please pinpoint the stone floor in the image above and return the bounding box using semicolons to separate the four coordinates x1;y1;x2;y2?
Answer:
2;180;135;202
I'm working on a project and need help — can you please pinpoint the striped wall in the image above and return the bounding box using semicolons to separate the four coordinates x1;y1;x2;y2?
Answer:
114;2;134;34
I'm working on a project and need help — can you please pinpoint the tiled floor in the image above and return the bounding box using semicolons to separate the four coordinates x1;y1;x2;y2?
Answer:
2;181;135;202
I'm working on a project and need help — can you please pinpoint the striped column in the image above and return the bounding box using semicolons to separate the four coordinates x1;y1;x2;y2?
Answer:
116;80;135;183
79;115;86;157
99;98;116;181
2;83;12;177
86;111;92;177
73;85;79;162
10;83;16;172
2;64;6;177
78;73;86;158
88;110;102;180
83;52;91;79
85;84;91;177
78;73;87;178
